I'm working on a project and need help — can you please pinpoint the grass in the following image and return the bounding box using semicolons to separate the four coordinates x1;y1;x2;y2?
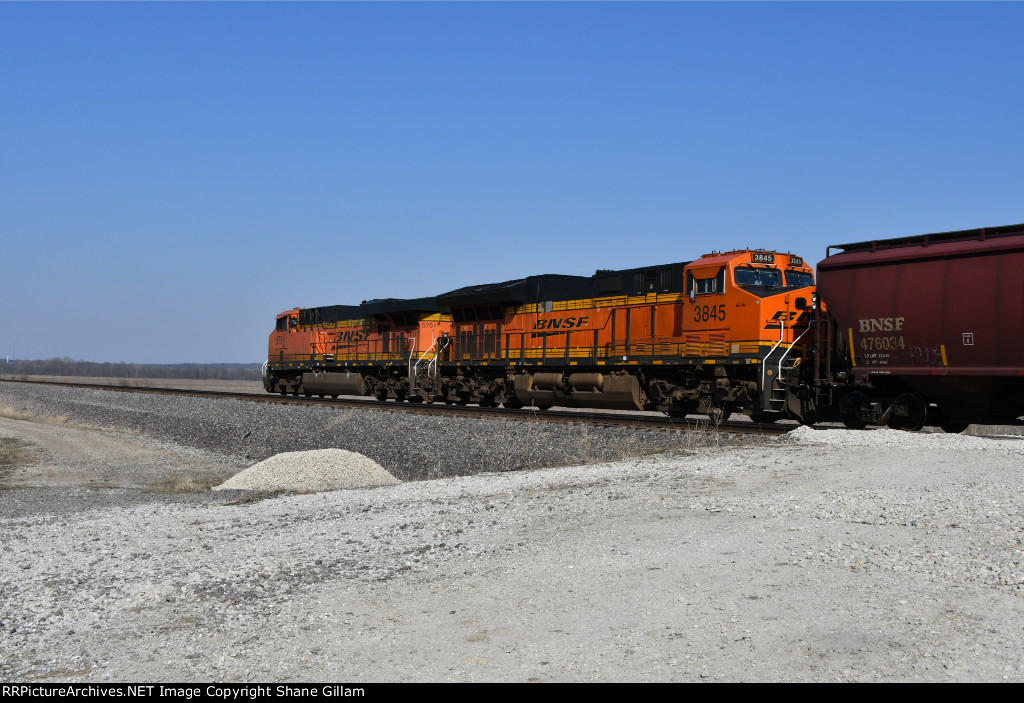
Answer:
0;437;35;485
0;404;71;425
149;471;236;494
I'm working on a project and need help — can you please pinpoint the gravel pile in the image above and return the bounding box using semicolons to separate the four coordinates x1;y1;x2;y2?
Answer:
214;449;400;492
0;383;731;481
787;424;1024;452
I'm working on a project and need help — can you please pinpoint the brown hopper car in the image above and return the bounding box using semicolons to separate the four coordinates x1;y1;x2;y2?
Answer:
783;222;1024;430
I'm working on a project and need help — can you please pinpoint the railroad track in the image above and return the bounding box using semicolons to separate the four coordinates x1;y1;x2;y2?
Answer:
0;378;796;436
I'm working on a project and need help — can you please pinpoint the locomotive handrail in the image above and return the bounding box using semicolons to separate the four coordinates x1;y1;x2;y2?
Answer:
406;336;418;393
409;335;448;395
776;320;815;387
762;318;785;409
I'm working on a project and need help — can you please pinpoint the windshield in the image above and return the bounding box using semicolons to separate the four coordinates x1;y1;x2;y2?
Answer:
785;270;814;288
735;267;783;287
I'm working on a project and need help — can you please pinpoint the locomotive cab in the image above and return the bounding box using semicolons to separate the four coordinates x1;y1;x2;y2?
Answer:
667;250;816;421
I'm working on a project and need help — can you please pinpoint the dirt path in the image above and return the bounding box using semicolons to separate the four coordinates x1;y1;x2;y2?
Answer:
0;416;242;491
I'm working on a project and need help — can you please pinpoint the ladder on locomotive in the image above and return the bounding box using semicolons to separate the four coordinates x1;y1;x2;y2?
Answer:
761;317;816;413
408;334;450;397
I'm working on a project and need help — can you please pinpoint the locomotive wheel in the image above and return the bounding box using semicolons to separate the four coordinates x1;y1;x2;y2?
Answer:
666;400;698;419
708;405;732;424
840;391;868;429
750;413;780;424
941;422;970;434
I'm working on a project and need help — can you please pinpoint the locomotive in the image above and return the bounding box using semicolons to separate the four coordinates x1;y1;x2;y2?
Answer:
264;222;1024;431
264;248;817;422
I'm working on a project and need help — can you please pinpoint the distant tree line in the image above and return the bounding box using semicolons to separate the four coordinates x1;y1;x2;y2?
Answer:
0;358;263;380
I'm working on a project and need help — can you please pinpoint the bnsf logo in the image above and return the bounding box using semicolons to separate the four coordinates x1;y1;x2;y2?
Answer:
533;316;590;330
859;317;905;332
334;329;369;343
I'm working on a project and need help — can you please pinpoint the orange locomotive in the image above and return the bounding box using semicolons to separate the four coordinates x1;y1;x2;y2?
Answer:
264;249;816;421
264;297;454;402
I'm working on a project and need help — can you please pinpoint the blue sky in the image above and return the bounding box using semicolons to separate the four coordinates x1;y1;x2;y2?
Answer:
2;2;1022;363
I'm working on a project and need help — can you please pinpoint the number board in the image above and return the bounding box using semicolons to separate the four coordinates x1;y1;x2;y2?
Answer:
789;255;803;267
751;252;775;264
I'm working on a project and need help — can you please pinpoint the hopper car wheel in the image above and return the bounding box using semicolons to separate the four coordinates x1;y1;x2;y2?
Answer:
889;393;927;431
375;392;388;403
941;422;970;434
444;398;456;405
750;413;780;424
503;398;524;410
408;396;423;403
331;395;338;399
536;405;552;412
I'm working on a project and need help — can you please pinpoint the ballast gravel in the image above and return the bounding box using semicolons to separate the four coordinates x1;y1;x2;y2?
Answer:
1;380;1023;682
0;382;725;482
214;449;401;492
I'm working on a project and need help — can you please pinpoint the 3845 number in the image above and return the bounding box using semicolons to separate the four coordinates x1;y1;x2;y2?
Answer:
694;304;726;323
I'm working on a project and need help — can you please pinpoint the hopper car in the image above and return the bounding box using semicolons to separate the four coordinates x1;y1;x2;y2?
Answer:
781;222;1024;431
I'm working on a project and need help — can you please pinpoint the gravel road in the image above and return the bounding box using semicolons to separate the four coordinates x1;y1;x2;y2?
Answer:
1;381;1023;682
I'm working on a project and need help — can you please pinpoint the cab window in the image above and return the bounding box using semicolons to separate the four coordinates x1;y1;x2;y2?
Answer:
785;270;814;288
735;267;782;287
686;268;726;295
